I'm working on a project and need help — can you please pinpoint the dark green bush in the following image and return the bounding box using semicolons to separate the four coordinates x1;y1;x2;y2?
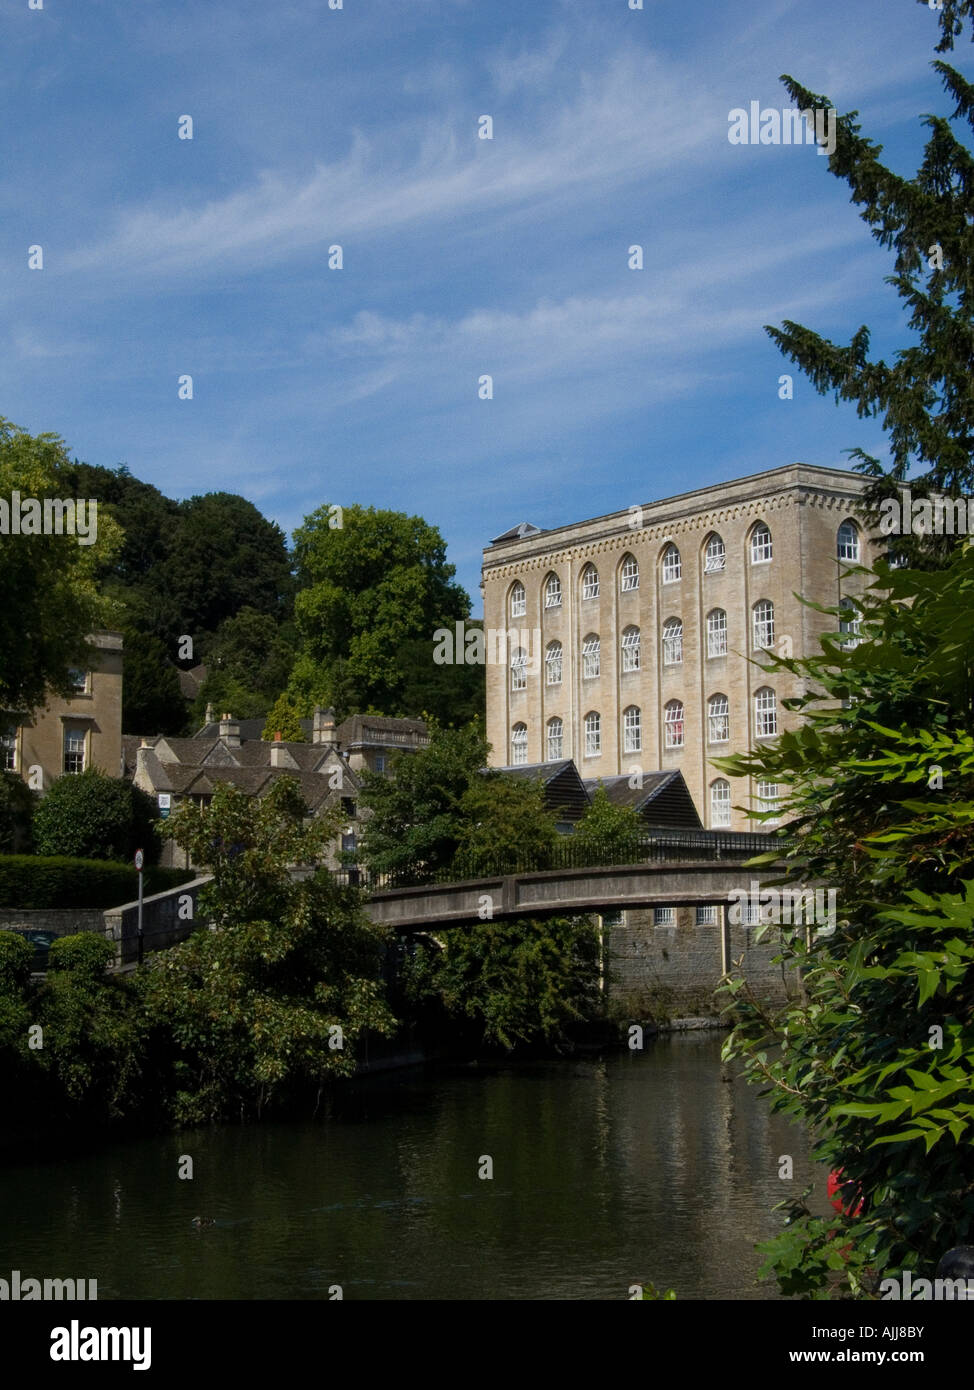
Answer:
32;769;161;863
0;771;35;853
0;855;193;909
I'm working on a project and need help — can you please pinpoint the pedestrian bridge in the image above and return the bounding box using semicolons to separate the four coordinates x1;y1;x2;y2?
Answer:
358;833;789;930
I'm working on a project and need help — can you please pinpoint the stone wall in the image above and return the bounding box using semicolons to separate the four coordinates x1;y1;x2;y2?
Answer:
605;906;798;1019
0;908;107;938
104;876;211;966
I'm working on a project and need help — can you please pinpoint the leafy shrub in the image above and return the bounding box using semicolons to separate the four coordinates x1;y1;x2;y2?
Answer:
0;855;193;909
32;768;160;863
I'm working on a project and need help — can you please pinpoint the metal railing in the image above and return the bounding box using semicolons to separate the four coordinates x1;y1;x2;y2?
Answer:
334;829;790;894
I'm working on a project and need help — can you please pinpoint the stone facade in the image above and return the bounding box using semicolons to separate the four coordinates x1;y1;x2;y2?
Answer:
604;907;798;1018
1;631;124;794
482;464;877;831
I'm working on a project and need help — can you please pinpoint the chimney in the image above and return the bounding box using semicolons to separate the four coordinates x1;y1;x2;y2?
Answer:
205;702;215;725
313;705;337;748
219;712;241;748
270;731;285;768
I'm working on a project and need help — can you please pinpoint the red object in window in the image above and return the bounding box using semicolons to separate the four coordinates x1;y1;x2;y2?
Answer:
827;1168;864;1217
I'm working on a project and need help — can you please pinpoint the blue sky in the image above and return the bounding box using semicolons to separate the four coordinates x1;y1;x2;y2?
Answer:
0;0;963;611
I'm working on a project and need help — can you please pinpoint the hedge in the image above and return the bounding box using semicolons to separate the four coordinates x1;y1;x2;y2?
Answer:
0;856;195;910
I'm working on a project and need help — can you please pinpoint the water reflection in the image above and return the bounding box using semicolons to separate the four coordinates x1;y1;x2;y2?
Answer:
0;1036;824;1299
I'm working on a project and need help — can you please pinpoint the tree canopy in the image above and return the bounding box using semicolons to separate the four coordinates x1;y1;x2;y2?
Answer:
0;419;123;715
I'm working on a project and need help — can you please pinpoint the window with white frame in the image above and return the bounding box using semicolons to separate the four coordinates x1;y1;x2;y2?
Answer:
662;617;683;666
1;725;16;772
68;668;89;694
545;640;563;686
620;554;639;592
743;900;764;926
707;608;728;658
750;523;773;564
654;906;676;926
582;634;601;679
837;520;860;562
664;700;684;749
704;533;726;573
511;647;527;691
621;626;640;672
756;780;780;823
511;723;528;765
547;717;564;761
544;572;562;608
581;564;600;600
63;726;86;775
584;711;601;757
839;597;862;650
754;686;778;738
696;905;719;925
710;778;731;828
623;705;641;754
661;544;682;583
752;598;775;650
708;694;729;744
510;581;526;619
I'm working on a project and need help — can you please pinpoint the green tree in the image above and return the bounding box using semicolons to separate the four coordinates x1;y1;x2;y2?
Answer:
764;60;974;567
453;773;558;876
0;932;35;1116
404;915;601;1052
357;721;490;882
714;551;974;1296
0;771;35;853
289;504;472;719
36;934;146;1122
0;419;123;714
150;778;395;1121
261;692;307;742
32;769;160;863
120;629;188;736
572;786;644;863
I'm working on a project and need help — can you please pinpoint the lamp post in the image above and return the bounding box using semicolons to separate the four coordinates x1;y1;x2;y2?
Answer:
134;849;144;965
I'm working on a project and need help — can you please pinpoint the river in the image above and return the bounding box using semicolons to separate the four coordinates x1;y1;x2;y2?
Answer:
1;1034;823;1300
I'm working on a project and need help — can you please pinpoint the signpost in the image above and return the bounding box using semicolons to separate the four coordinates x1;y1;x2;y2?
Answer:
135;849;144;965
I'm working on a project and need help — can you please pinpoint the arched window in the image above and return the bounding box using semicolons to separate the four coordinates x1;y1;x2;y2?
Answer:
581;564;600;600
584;711;601;757
510;580;526;619
1;723;17;772
544;572;562;608
756;780;780;824
708;694;729;744
546;717;564;762
582;634;601;679
707;608;727;658
754;686;778;738
545;640;563;686
704;533;726;573
661;544;682;583
620;553;639;592
750;523;773;564
710;779;731;828
623;705;642;754
621;625;641;672
662;617;683;666
511;647;527;692
664;700;685;749
752;599;775;650
510;723;527;765
837;520;860;562
839;596;861;649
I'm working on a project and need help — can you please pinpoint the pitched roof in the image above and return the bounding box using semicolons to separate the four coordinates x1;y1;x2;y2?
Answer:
490;521;544;545
486;760;590;822
583;771;703;829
